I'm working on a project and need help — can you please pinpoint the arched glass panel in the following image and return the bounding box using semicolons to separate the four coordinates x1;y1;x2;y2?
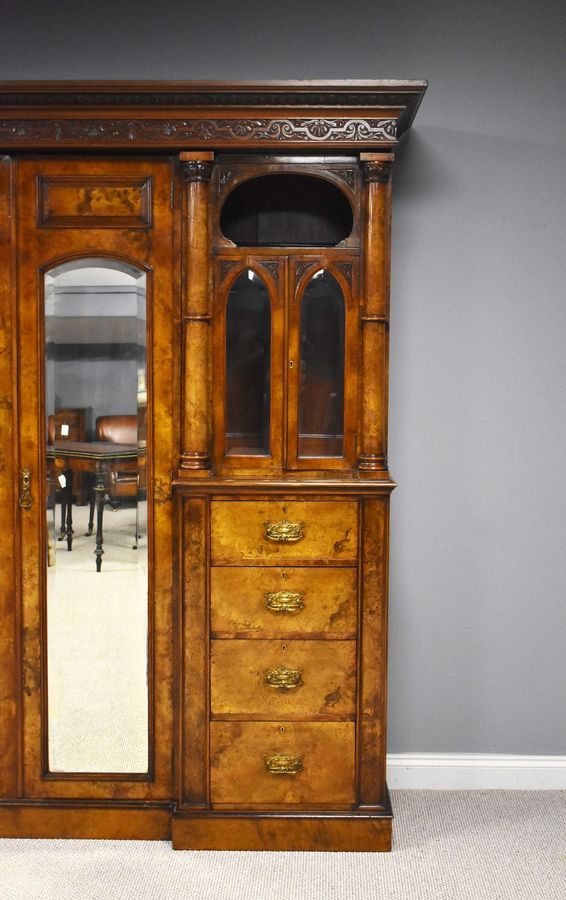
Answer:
299;270;345;458
225;269;271;456
44;258;148;773
221;175;353;247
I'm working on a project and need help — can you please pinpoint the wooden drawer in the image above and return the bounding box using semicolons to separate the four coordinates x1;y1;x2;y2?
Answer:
210;639;356;718
210;721;355;806
210;566;357;638
210;500;358;564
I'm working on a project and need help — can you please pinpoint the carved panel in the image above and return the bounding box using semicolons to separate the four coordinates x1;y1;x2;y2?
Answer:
219;260;240;283
335;263;353;285
0;117;397;147
38;175;152;228
259;260;280;285
295;261;317;283
332;168;357;190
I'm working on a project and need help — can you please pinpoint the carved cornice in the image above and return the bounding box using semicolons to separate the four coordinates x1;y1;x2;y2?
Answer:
182;160;214;182
361;160;393;183
0;117;397;147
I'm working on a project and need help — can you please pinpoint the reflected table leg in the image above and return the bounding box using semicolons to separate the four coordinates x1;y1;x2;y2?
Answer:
94;463;106;573
65;469;74;551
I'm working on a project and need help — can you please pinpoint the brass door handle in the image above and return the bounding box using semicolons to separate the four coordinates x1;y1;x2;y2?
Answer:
264;665;303;690
264;520;304;543
19;468;33;510
265;590;305;613
265;754;303;775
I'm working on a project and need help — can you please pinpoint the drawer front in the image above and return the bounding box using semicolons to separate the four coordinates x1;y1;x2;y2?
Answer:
210;639;356;718
210;500;358;564
210;567;357;638
210;721;355;805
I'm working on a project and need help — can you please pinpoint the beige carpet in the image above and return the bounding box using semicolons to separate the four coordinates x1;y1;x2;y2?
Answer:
1;791;564;899
47;501;148;774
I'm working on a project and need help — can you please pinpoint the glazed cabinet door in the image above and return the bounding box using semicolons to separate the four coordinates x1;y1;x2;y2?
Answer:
287;257;359;470
14;157;177;800
212;257;285;471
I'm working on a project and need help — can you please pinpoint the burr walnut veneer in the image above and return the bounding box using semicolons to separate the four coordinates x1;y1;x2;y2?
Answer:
0;80;426;851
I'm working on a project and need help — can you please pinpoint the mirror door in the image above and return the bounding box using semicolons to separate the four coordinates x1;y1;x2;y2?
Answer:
16;158;176;799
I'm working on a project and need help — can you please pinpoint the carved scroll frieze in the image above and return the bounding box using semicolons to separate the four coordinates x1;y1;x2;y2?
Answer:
0;117;397;146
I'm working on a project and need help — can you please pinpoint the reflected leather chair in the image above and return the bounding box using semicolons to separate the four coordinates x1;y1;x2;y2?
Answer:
95;414;146;504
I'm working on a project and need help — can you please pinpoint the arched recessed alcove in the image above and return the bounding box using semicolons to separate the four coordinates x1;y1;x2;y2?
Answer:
220;174;353;247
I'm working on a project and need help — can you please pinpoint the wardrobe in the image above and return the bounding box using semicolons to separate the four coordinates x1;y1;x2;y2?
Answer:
0;80;426;851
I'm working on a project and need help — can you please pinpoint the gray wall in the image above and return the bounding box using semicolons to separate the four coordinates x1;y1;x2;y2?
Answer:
2;0;565;754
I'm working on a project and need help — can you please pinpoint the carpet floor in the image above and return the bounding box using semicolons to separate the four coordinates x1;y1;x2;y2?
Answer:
1;790;564;899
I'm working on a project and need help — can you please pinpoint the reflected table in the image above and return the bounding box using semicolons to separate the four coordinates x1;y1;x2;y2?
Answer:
46;441;145;572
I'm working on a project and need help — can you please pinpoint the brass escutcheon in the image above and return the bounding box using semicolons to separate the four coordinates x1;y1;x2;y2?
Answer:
264;590;305;613
264;520;304;543
264;754;303;775
264;665;303;690
19;467;33;510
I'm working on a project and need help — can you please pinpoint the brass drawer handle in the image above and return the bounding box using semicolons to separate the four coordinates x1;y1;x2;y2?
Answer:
264;520;304;543
265;754;303;775
265;590;305;613
19;467;33;510
264;665;303;690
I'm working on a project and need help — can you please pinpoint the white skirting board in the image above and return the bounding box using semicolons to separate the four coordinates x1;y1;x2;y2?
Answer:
386;754;566;789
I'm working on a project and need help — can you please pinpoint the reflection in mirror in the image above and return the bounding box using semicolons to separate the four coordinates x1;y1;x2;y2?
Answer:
45;259;148;773
225;269;271;456
299;270;345;457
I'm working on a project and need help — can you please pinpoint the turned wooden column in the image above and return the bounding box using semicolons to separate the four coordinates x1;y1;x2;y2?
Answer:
358;152;394;476
178;152;214;475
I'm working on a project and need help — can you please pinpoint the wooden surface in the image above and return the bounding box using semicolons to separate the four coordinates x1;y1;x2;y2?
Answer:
0;80;427;151
210;566;357;639
179;152;214;474
0;79;424;847
210;639;356;718
210;499;358;564
0;157;19;799
0;804;172;840
172;810;392;851
180;498;209;807
209;721;356;805
15;156;176;801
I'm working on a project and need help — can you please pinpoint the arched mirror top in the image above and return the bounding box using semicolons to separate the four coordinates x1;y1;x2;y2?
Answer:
220;173;354;248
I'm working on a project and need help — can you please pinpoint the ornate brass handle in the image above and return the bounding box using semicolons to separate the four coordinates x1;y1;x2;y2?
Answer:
265;590;305;613
264;665;303;690
19;468;33;510
265;754;303;775
264;520;304;543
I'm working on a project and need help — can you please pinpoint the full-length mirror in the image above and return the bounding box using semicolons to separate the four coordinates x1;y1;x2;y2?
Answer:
45;259;148;774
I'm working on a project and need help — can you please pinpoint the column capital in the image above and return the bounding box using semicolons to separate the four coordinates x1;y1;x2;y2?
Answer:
181;160;214;183
360;159;393;184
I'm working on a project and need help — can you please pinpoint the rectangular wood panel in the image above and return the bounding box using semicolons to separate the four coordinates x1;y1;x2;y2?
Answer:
181;498;209;806
211;566;357;638
210;500;358;564
38;175;152;228
210;721;355;805
358;497;389;806
0;157;19;797
210;639;356;718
